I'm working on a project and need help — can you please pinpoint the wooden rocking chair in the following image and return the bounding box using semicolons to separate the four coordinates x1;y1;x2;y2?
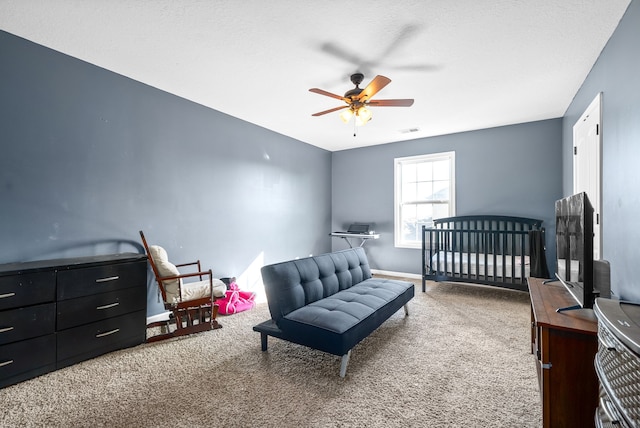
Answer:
140;231;226;342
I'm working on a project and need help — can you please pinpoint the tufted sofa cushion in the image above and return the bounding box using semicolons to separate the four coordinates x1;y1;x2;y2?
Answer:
259;247;414;356
261;247;371;323
279;277;413;355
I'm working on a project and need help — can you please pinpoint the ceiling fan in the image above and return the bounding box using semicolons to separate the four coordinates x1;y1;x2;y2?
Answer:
309;73;414;126
319;24;439;82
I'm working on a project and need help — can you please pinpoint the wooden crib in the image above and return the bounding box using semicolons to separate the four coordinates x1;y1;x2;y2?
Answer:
422;215;546;292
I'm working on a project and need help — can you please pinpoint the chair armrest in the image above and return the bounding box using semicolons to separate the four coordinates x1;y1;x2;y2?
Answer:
159;269;212;282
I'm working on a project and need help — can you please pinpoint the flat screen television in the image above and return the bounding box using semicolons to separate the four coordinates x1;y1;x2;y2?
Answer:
555;192;594;311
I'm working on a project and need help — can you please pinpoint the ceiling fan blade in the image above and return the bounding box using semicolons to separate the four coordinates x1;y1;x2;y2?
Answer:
390;63;441;72
367;99;415;107
312;106;348;116
378;24;422;60
309;88;346;101
320;42;366;68
357;75;391;102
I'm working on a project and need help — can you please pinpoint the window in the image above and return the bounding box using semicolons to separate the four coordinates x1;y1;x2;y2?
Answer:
394;152;455;248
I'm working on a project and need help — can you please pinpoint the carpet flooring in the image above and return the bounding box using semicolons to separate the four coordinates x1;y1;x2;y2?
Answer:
0;279;542;427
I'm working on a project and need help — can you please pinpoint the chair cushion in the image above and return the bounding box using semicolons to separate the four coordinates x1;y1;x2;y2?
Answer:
182;278;227;301
149;245;181;303
211;278;228;298
149;245;169;263
148;245;226;303
180;280;209;302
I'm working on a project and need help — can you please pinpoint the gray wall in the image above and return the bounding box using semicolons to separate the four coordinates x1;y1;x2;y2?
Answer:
3;0;638;312
0;31;332;316
332;119;563;275
562;0;640;301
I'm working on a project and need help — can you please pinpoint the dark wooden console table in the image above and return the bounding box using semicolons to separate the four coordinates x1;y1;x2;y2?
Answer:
528;277;599;428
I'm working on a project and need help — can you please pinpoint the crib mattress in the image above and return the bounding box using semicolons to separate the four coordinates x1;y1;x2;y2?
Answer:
430;251;530;278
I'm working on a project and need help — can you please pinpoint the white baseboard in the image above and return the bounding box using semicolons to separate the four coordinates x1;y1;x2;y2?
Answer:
371;269;421;279
146;311;171;325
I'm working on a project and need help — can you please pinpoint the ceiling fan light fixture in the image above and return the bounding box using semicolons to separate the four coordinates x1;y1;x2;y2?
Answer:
310;74;412;131
355;106;372;126
339;108;354;123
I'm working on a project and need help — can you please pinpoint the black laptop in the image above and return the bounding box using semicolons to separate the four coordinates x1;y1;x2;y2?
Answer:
345;224;370;234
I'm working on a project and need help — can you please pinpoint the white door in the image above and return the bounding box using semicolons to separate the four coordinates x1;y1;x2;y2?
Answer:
573;93;602;260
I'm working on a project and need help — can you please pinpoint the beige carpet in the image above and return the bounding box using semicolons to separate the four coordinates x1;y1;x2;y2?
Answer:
0;279;542;427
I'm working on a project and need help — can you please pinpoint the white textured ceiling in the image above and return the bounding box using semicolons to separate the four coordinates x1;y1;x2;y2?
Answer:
0;0;631;151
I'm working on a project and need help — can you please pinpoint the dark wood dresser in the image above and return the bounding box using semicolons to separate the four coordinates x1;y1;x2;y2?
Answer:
0;253;147;388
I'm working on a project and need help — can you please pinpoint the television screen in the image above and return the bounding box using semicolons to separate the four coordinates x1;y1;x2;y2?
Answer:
555;192;594;310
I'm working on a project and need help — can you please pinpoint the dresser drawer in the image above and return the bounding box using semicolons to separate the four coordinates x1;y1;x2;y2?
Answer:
0;303;56;345
57;310;145;368
0;271;56;311
56;286;146;330
57;260;147;300
0;334;56;387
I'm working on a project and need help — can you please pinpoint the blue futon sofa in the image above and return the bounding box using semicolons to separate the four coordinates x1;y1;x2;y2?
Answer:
253;247;414;377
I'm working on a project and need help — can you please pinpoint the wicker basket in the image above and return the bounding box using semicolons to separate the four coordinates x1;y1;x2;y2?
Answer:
596;321;640;427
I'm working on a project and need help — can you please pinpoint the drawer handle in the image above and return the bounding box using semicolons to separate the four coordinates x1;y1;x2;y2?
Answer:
96;328;120;338
0;359;14;368
95;276;119;283
0;326;15;333
96;302;120;310
0;292;16;299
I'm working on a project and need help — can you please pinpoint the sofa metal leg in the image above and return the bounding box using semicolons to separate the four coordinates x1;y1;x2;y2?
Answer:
340;351;351;378
260;333;268;351
404;303;409;316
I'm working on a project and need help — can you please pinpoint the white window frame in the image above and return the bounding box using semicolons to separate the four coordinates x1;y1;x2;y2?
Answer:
394;151;456;249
